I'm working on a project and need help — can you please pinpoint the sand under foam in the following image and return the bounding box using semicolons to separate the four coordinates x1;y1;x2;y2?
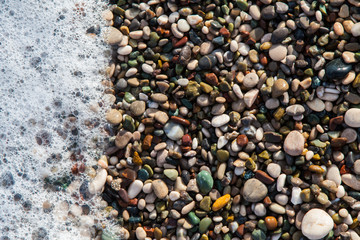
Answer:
0;0;109;239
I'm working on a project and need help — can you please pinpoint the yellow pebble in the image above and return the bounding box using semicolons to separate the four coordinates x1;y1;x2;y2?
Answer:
313;154;321;160
133;151;143;166
200;234;209;240
308;165;325;174
350;218;359;229
212;194;231;211
226;215;234;222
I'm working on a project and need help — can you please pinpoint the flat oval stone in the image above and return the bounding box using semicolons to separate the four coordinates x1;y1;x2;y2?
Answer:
196;170;214;194
306;98;325;112
301;209;334;239
198;55;217;70
211;114;230;127
284;131;304;156
164;122;185;140
325;58;352;79
345;108;360;127
243;178;268;202
269;44;287;61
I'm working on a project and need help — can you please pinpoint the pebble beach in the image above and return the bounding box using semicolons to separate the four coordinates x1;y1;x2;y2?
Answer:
97;0;360;239
2;0;360;239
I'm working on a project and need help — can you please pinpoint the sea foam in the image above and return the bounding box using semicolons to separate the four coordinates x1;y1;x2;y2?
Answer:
0;0;109;239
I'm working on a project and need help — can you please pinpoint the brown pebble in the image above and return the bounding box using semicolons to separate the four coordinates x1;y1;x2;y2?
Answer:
265;216;278;230
237;134;249;147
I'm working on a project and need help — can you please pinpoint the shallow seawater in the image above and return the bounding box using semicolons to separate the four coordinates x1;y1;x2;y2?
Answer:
0;0;109;239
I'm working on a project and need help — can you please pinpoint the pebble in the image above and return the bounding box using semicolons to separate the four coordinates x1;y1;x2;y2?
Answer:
243;178;268;202
351;23;360;37
135;227;146;240
344;108;360;127
197;170;214;194
212;194;230;211
306;98;325;112
267;163;281;178
342;174;360;191
269;44;287;61
301;209;334;239
152;179;168;199
243;73;259;88
89;169;107;194
127;180;143;199
130;101;146;116
164;122;185;141
177;19;190;32
272;79;289;98
105;27;123;45
283;131;305;156
211;114;230;127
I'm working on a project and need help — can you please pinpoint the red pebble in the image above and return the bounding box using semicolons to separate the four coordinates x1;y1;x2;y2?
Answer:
182;134;192;146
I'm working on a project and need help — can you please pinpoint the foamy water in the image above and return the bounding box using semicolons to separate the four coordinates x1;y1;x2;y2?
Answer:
0;1;110;239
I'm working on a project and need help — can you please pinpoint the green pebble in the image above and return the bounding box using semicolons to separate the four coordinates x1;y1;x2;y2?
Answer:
236;0;248;10
310;139;327;148
218;81;231;92
128;59;138;67
199;196;212;212
163;169;178;181
216;150;229;162
143;164;153;177
245;158;256;171
252;229;266;240
257;219;267;232
197;171;214;194
123;115;135;132
199;217;212;234
188;212;200;225
124;92;136;103
156;201;166;212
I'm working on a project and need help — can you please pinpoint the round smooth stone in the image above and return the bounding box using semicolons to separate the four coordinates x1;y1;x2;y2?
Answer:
177;19;190;32
127;180;143;199
301;209;334;239
341;128;357;143
345;108;360;127
306;98;325;112
284;131;305;156
243;72;259;88
198;55;217;70
117;45;132;55
142;64;154;74
211;114;230;127
269;44;287;61
267;163;281;178
196;170;214;194
164;122;185;140
152;179;169;199
243;178;268;202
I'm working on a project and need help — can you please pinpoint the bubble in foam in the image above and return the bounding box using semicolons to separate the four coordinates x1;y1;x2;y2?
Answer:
0;0;110;239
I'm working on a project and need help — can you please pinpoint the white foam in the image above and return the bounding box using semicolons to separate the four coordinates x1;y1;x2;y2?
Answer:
0;0;109;239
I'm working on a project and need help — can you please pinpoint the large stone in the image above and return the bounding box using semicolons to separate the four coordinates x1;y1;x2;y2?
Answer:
284;131;304;156
243;178;268;202
345;108;360;127
301;209;334;239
